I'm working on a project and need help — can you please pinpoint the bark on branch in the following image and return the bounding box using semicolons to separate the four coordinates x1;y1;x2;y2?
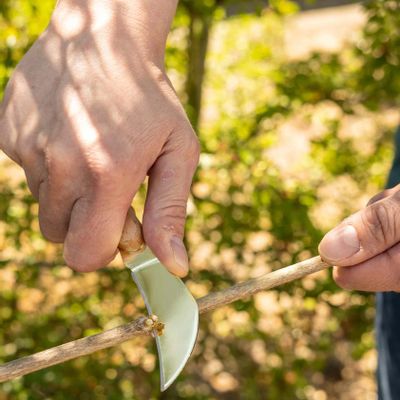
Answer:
0;256;330;383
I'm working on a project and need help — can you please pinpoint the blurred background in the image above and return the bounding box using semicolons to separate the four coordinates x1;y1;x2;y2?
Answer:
1;0;400;399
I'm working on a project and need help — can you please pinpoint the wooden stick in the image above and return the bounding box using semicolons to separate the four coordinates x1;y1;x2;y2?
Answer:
0;256;330;383
0;317;162;383
197;255;330;314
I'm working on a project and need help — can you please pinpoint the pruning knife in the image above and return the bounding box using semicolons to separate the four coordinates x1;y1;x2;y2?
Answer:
119;208;199;391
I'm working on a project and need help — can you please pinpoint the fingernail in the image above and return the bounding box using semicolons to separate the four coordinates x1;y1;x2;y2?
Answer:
319;225;360;261
170;236;189;275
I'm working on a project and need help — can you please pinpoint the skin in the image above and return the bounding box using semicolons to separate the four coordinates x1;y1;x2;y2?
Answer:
0;0;199;276
319;185;400;292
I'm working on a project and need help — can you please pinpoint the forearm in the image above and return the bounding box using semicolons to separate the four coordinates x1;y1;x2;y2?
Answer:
51;0;178;66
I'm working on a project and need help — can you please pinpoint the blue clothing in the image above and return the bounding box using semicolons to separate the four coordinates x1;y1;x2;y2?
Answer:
377;127;400;400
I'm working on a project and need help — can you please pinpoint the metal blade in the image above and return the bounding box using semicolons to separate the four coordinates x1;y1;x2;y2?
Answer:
124;248;199;391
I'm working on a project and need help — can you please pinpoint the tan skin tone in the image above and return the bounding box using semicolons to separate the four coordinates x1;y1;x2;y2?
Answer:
0;0;398;289
0;0;199;276
319;185;400;292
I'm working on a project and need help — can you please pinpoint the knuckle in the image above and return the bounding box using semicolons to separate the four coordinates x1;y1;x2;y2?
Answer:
46;140;124;187
363;200;397;248
186;133;201;157
147;198;187;220
174;127;200;165
45;140;67;164
160;201;187;220
46;141;80;176
143;204;187;238
85;156;122;188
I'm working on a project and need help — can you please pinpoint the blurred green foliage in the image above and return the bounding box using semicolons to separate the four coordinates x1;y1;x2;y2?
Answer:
356;0;400;108
1;0;399;399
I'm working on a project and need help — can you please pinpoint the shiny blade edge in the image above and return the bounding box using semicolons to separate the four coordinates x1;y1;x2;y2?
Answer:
129;260;199;391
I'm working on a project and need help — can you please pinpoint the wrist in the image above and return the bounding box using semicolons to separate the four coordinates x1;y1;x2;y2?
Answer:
50;0;178;67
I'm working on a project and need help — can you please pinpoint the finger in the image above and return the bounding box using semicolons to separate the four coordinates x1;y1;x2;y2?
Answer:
63;193;131;272
24;162;45;199
333;242;400;292
38;175;79;243
11;144;45;199
17;132;49;200
319;186;400;266
142;127;200;277
35;142;82;241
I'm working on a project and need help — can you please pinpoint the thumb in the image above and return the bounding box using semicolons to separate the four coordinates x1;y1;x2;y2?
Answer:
142;127;200;277
319;186;400;266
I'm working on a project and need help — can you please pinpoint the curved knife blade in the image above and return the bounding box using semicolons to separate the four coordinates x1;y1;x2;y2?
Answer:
124;248;199;391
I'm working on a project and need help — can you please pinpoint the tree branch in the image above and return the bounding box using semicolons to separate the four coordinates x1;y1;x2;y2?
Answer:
0;256;330;383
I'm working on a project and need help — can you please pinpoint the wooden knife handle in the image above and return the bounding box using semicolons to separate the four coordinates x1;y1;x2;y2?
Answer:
118;207;146;258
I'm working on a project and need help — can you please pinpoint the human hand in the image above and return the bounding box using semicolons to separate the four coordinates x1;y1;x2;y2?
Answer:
0;0;199;276
319;185;400;291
